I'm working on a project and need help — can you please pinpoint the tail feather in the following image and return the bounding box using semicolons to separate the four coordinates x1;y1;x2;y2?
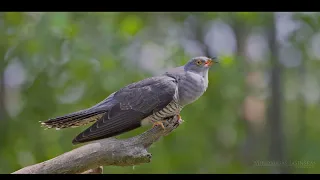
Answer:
40;108;108;129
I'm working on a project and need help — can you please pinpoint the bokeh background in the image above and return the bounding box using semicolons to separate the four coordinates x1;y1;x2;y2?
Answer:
1;12;320;174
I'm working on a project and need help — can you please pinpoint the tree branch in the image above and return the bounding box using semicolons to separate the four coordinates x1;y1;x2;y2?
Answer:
12;115;183;174
81;166;103;174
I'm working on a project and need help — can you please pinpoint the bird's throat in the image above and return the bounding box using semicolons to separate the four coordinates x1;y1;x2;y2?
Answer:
178;72;208;106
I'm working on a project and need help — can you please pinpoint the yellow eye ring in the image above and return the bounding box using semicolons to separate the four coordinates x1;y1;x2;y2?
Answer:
195;60;202;65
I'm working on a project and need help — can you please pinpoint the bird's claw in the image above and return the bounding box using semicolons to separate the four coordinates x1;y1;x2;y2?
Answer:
177;114;184;124
153;114;183;136
178;118;184;124
152;121;165;130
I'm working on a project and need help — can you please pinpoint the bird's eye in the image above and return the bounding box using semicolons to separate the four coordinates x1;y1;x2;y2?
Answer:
195;60;202;65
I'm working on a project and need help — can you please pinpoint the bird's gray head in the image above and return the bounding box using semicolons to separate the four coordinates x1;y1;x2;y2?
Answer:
184;56;218;75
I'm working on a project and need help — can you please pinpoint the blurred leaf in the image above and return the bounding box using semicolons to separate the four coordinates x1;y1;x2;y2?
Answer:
68;60;92;80
64;23;79;39
236;12;258;20
49;12;69;37
50;12;68;29
26;40;40;54
4;12;24;26
234;12;264;25
219;55;235;68
120;15;143;36
101;56;116;70
295;13;318;32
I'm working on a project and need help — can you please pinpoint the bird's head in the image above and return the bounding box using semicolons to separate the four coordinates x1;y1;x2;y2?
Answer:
184;56;218;74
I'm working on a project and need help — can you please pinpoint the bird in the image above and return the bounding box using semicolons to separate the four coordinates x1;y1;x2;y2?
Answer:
40;56;218;145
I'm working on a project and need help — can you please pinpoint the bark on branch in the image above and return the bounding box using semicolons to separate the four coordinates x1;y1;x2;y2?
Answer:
12;116;183;174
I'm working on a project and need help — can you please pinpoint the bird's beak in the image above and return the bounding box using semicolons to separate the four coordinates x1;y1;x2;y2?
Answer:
204;57;217;67
204;59;212;67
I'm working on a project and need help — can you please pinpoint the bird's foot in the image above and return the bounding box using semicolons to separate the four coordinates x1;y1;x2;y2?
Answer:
152;121;165;130
177;114;184;124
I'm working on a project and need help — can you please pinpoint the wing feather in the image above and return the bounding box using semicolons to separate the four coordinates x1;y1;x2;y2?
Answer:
72;76;178;144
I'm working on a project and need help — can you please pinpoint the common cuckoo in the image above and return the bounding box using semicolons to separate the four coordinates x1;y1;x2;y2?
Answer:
41;56;218;144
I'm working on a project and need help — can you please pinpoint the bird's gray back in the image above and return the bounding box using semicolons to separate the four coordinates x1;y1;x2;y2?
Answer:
72;75;181;143
90;75;182;124
139;74;183;125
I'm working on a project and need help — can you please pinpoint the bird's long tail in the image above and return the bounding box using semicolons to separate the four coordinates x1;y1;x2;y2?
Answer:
40;108;108;130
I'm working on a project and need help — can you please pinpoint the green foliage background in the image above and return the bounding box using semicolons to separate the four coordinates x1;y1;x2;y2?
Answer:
0;12;320;174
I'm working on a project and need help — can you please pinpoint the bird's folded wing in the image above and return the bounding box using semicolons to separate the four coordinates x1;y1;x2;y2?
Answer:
72;76;178;144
